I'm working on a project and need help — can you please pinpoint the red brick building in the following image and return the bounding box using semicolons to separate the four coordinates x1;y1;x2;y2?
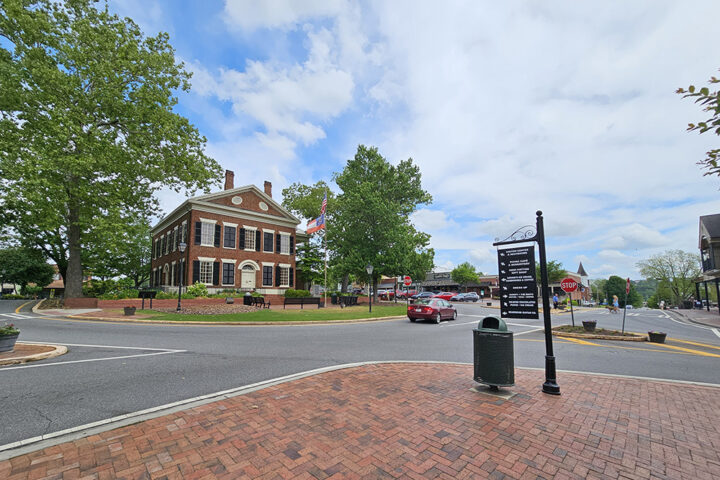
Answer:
150;171;306;299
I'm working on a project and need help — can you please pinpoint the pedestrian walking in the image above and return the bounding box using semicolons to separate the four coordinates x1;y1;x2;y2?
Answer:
553;293;559;309
612;295;619;313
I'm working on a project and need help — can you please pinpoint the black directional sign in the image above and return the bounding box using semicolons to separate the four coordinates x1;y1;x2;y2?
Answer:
498;246;538;319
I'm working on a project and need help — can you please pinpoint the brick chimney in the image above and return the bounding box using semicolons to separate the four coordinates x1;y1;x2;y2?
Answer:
224;170;234;190
264;180;272;198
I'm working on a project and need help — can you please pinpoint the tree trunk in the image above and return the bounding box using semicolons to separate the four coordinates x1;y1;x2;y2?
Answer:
373;276;378;303
341;273;349;293
64;206;84;298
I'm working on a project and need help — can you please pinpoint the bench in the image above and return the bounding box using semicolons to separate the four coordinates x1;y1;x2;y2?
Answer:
338;296;358;307
251;297;270;308
283;297;321;309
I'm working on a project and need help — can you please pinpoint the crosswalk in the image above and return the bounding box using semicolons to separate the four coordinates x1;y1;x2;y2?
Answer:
0;313;34;320
592;311;664;317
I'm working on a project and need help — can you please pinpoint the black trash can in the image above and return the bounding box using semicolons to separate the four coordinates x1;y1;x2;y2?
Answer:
331;294;338;305
473;315;514;388
243;292;252;306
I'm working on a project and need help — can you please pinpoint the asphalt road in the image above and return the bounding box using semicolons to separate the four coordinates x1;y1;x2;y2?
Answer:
1;299;719;447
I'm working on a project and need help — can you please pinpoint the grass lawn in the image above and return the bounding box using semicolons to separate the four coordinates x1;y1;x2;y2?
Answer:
554;325;641;337
142;305;408;322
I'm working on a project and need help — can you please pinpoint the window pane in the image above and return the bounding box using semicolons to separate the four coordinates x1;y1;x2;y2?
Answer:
263;266;272;286
245;229;255;250
264;232;273;252
280;267;289;286
224;226;236;248
200;261;213;284
280;235;290;254
222;263;234;285
201;223;214;245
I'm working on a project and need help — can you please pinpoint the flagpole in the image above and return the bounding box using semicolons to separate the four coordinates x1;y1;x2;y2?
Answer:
323;189;328;309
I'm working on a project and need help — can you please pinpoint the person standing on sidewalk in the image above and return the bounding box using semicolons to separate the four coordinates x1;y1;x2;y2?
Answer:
553;293;559;309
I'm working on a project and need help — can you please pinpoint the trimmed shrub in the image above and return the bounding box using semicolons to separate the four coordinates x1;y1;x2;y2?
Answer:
186;282;209;297
284;289;312;298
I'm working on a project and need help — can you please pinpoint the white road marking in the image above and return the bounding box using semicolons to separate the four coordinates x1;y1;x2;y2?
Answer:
713;328;720;339
0;351;186;371
0;341;186;372
0;313;33;319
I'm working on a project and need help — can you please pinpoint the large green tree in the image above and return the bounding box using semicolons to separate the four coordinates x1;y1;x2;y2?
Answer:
0;0;221;298
636;250;701;305
677;70;720;176
536;260;567;284
331;145;434;297
451;262;480;291
0;246;55;292
84;218;152;287
283;145;434;296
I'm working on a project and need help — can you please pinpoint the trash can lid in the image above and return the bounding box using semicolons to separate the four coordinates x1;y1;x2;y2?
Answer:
476;315;508;332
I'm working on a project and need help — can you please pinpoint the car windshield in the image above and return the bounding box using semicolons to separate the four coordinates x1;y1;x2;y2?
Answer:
414;299;434;305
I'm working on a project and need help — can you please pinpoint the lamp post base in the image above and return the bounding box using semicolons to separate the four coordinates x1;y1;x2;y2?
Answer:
542;355;560;395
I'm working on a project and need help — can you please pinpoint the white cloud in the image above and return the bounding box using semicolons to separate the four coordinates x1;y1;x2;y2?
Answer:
223;0;344;31
603;224;667;249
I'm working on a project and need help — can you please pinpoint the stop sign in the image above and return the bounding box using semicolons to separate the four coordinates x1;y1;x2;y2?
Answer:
403;275;412;286
626;277;630;294
560;278;578;293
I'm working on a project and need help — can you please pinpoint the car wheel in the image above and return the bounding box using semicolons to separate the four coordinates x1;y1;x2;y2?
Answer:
453;310;457;320
434;313;441;324
408;317;416;323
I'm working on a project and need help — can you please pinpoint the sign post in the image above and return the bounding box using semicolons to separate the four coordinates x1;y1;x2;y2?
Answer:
622;277;630;334
560;277;578;327
494;211;560;395
497;246;538;319
404;276;412;306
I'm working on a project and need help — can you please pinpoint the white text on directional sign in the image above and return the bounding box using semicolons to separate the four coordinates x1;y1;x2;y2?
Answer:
498;246;538;319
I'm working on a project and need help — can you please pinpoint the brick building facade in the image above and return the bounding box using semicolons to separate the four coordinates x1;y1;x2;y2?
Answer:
150;171;306;298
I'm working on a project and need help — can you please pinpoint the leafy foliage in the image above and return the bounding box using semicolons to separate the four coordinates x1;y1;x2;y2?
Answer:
636;250;701;304
0;0;221;297
294;241;324;290
0;323;20;336
0;246;55;291
284;289;312;298
677;70;720;176
536;260;567;284
604;276;642;308
186;282;209;298
451;262;480;290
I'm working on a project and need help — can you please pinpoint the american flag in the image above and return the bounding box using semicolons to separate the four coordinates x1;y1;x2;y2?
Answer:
321;192;327;215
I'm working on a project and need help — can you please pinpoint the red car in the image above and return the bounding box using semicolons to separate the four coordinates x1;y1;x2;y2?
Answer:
433;292;456;301
407;298;457;323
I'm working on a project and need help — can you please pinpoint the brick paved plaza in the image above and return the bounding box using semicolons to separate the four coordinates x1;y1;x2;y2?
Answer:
2;363;719;479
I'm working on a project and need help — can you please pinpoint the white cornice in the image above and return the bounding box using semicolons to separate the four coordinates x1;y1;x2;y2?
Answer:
191;202;299;228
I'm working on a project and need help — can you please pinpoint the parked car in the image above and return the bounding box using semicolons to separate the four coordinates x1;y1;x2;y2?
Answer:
410;291;434;300
407;298;457;323
433;292;456;301
395;289;417;299
463;292;480;302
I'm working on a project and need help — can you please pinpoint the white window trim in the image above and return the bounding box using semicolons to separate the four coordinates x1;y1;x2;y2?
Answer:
171;261;176;286
198;256;216;262
262;264;274;287
223;222;238;227
238;259;260;270
262;228;275;233
221;258;237;264
222;224;236;250
262;262;275;267
199;217;217;224
243;225;258;230
181;221;187;244
279;265;290;288
278;263;291;268
173;226;178;252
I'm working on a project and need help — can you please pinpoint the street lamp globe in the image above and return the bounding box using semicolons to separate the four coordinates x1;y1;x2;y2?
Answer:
366;264;373;275
179;242;187;253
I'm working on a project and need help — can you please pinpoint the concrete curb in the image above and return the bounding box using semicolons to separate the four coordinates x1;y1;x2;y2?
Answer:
0;343;68;366
552;326;647;342
63;314;406;326
666;309;720;329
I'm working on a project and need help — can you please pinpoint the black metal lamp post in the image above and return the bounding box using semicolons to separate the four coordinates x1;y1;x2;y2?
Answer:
366;264;373;313
177;242;187;312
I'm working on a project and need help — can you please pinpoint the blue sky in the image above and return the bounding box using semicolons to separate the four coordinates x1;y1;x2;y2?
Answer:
114;0;720;279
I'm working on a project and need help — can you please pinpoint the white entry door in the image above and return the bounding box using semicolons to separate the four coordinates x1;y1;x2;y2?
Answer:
241;265;256;289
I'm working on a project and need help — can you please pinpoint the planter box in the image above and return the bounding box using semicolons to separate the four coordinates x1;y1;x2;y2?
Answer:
582;321;597;332
123;306;136;316
648;332;667;343
0;333;19;353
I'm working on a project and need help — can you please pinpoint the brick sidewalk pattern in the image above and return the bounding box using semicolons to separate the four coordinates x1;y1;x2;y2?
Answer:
2;364;719;479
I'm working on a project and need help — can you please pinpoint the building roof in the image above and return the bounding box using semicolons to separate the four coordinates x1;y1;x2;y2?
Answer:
576;262;588;277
